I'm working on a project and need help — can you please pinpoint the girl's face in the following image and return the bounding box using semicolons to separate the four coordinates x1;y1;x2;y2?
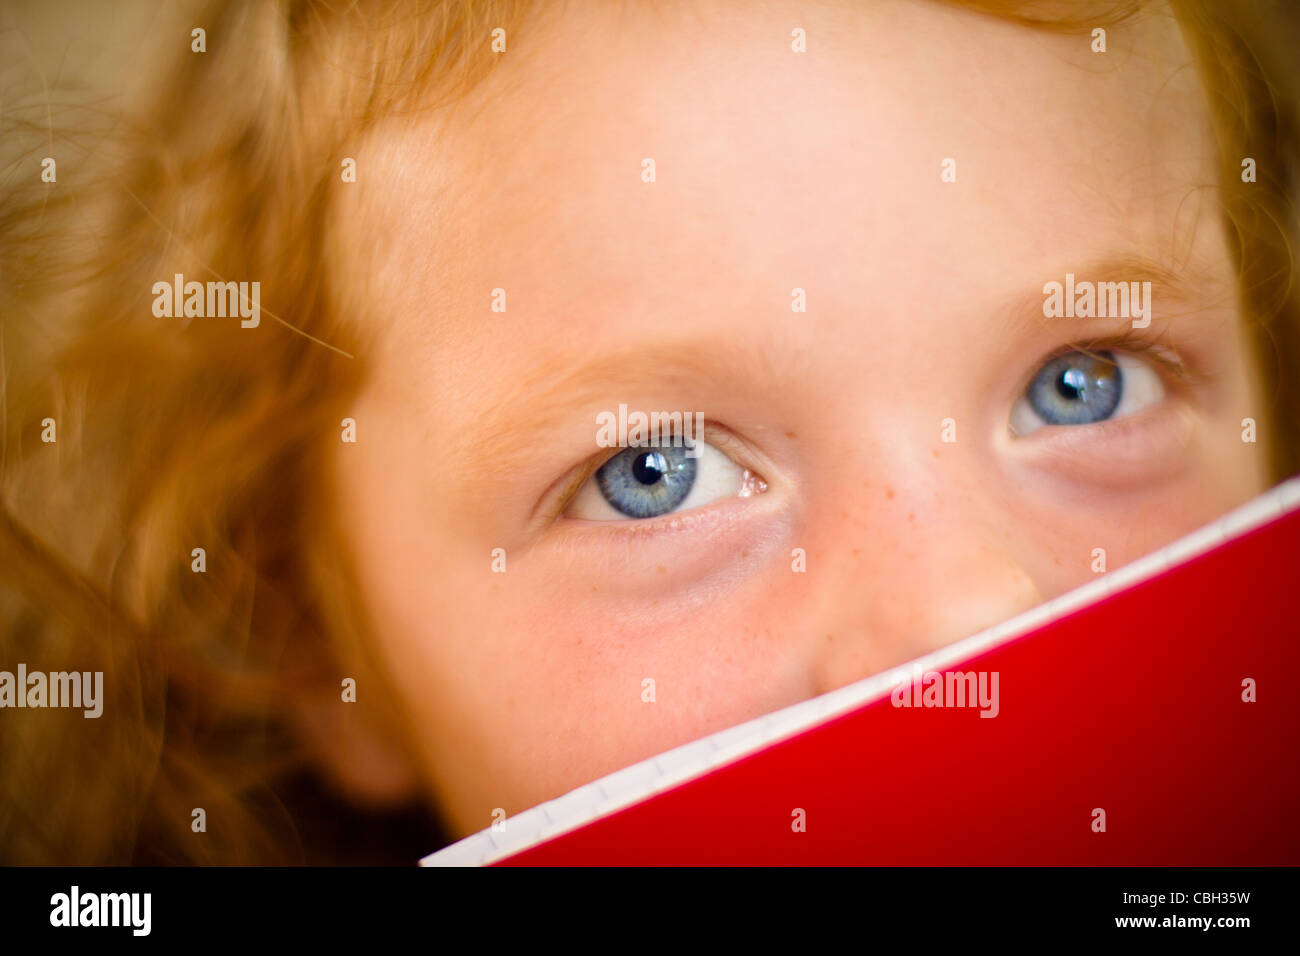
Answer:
325;0;1271;837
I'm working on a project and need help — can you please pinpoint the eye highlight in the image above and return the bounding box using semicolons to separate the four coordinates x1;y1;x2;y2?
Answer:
1010;348;1166;436
566;440;762;521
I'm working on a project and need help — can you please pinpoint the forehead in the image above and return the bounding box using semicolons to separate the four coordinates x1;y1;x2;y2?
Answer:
332;0;1219;367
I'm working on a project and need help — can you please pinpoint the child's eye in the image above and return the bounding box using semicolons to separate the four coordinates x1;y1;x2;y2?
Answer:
565;441;754;520
1010;349;1165;436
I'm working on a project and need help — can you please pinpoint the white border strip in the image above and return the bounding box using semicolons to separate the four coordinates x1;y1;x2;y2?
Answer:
421;477;1300;866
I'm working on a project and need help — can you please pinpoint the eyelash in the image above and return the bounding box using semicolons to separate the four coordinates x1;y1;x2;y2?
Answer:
1034;331;1205;394
537;425;762;526
537;335;1204;525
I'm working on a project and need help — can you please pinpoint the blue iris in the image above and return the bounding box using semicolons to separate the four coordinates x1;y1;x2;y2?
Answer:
1027;350;1123;425
595;445;697;518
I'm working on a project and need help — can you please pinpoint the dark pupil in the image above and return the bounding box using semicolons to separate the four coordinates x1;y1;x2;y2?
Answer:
631;451;667;485
1057;367;1088;401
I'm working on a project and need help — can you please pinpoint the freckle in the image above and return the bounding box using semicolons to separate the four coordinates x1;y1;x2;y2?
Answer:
851;548;861;556
592;586;598;592
932;448;940;458
785;430;797;439
826;634;834;642
908;512;916;523
656;565;666;574
884;484;895;500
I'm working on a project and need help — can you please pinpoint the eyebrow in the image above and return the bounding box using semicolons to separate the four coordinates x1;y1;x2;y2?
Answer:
457;338;787;476
999;251;1236;337
459;250;1239;479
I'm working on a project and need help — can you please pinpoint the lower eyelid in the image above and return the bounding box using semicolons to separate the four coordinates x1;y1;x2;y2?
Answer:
538;491;795;602
561;490;751;534
1013;400;1198;485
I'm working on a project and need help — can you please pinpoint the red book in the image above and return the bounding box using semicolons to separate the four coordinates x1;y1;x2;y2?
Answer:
422;478;1300;866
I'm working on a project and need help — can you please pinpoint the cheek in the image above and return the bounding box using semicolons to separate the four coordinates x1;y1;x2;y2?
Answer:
1009;453;1268;598
340;460;818;835
335;359;1271;840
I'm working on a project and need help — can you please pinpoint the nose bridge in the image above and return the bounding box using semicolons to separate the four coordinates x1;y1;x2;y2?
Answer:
805;463;1045;698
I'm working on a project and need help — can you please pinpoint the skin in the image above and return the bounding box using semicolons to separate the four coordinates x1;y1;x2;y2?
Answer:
314;0;1273;839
